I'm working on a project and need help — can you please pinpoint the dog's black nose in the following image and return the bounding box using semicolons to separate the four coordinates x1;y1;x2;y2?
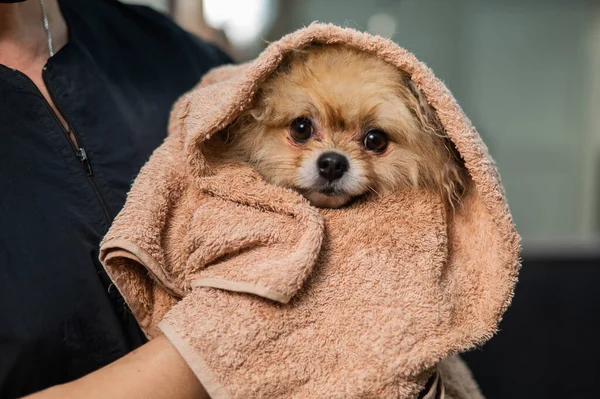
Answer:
317;152;349;182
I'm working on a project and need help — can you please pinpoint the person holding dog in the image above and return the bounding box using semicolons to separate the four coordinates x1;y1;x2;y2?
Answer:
0;0;228;397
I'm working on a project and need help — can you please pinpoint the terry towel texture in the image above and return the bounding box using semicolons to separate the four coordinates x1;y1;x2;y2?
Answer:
100;23;520;399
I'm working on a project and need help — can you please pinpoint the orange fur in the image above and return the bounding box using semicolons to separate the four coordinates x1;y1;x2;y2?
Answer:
216;44;466;208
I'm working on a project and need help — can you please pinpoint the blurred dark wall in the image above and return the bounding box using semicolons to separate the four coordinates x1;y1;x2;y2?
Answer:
463;253;600;399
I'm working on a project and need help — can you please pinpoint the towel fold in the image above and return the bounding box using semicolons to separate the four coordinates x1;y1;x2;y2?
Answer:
100;23;520;399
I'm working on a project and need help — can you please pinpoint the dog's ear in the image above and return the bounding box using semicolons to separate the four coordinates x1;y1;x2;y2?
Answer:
404;77;443;134
403;76;468;208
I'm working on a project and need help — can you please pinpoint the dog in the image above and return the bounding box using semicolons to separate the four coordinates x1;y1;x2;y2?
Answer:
212;44;466;209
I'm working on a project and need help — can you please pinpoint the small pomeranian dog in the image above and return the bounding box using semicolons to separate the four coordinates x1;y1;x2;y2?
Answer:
215;44;466;209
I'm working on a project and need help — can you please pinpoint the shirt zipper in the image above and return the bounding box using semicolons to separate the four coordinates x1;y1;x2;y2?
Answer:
11;66;113;222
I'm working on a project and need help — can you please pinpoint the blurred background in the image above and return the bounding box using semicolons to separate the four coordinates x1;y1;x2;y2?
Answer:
126;1;600;398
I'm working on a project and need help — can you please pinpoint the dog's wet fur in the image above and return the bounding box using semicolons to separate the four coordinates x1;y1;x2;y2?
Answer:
209;44;466;209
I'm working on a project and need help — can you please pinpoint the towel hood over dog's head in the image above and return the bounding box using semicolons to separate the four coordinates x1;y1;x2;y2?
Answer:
100;23;521;399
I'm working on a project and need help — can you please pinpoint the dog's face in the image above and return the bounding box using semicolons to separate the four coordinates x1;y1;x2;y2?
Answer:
227;45;465;208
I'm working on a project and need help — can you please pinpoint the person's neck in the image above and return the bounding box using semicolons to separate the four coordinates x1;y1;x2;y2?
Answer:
0;0;67;67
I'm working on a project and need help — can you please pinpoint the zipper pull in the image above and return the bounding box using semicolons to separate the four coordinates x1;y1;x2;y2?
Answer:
76;148;93;176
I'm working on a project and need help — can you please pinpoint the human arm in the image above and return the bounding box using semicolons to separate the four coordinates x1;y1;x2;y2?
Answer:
24;335;209;399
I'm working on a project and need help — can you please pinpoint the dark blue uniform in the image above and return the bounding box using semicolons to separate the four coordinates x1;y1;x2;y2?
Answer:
0;1;230;396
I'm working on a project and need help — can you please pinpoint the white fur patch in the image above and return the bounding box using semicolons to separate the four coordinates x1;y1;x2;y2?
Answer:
295;150;369;207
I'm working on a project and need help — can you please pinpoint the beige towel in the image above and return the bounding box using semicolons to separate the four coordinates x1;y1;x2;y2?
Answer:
100;23;520;399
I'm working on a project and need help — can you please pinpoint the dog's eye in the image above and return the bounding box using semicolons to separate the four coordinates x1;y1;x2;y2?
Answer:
363;130;388;153
290;117;313;143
